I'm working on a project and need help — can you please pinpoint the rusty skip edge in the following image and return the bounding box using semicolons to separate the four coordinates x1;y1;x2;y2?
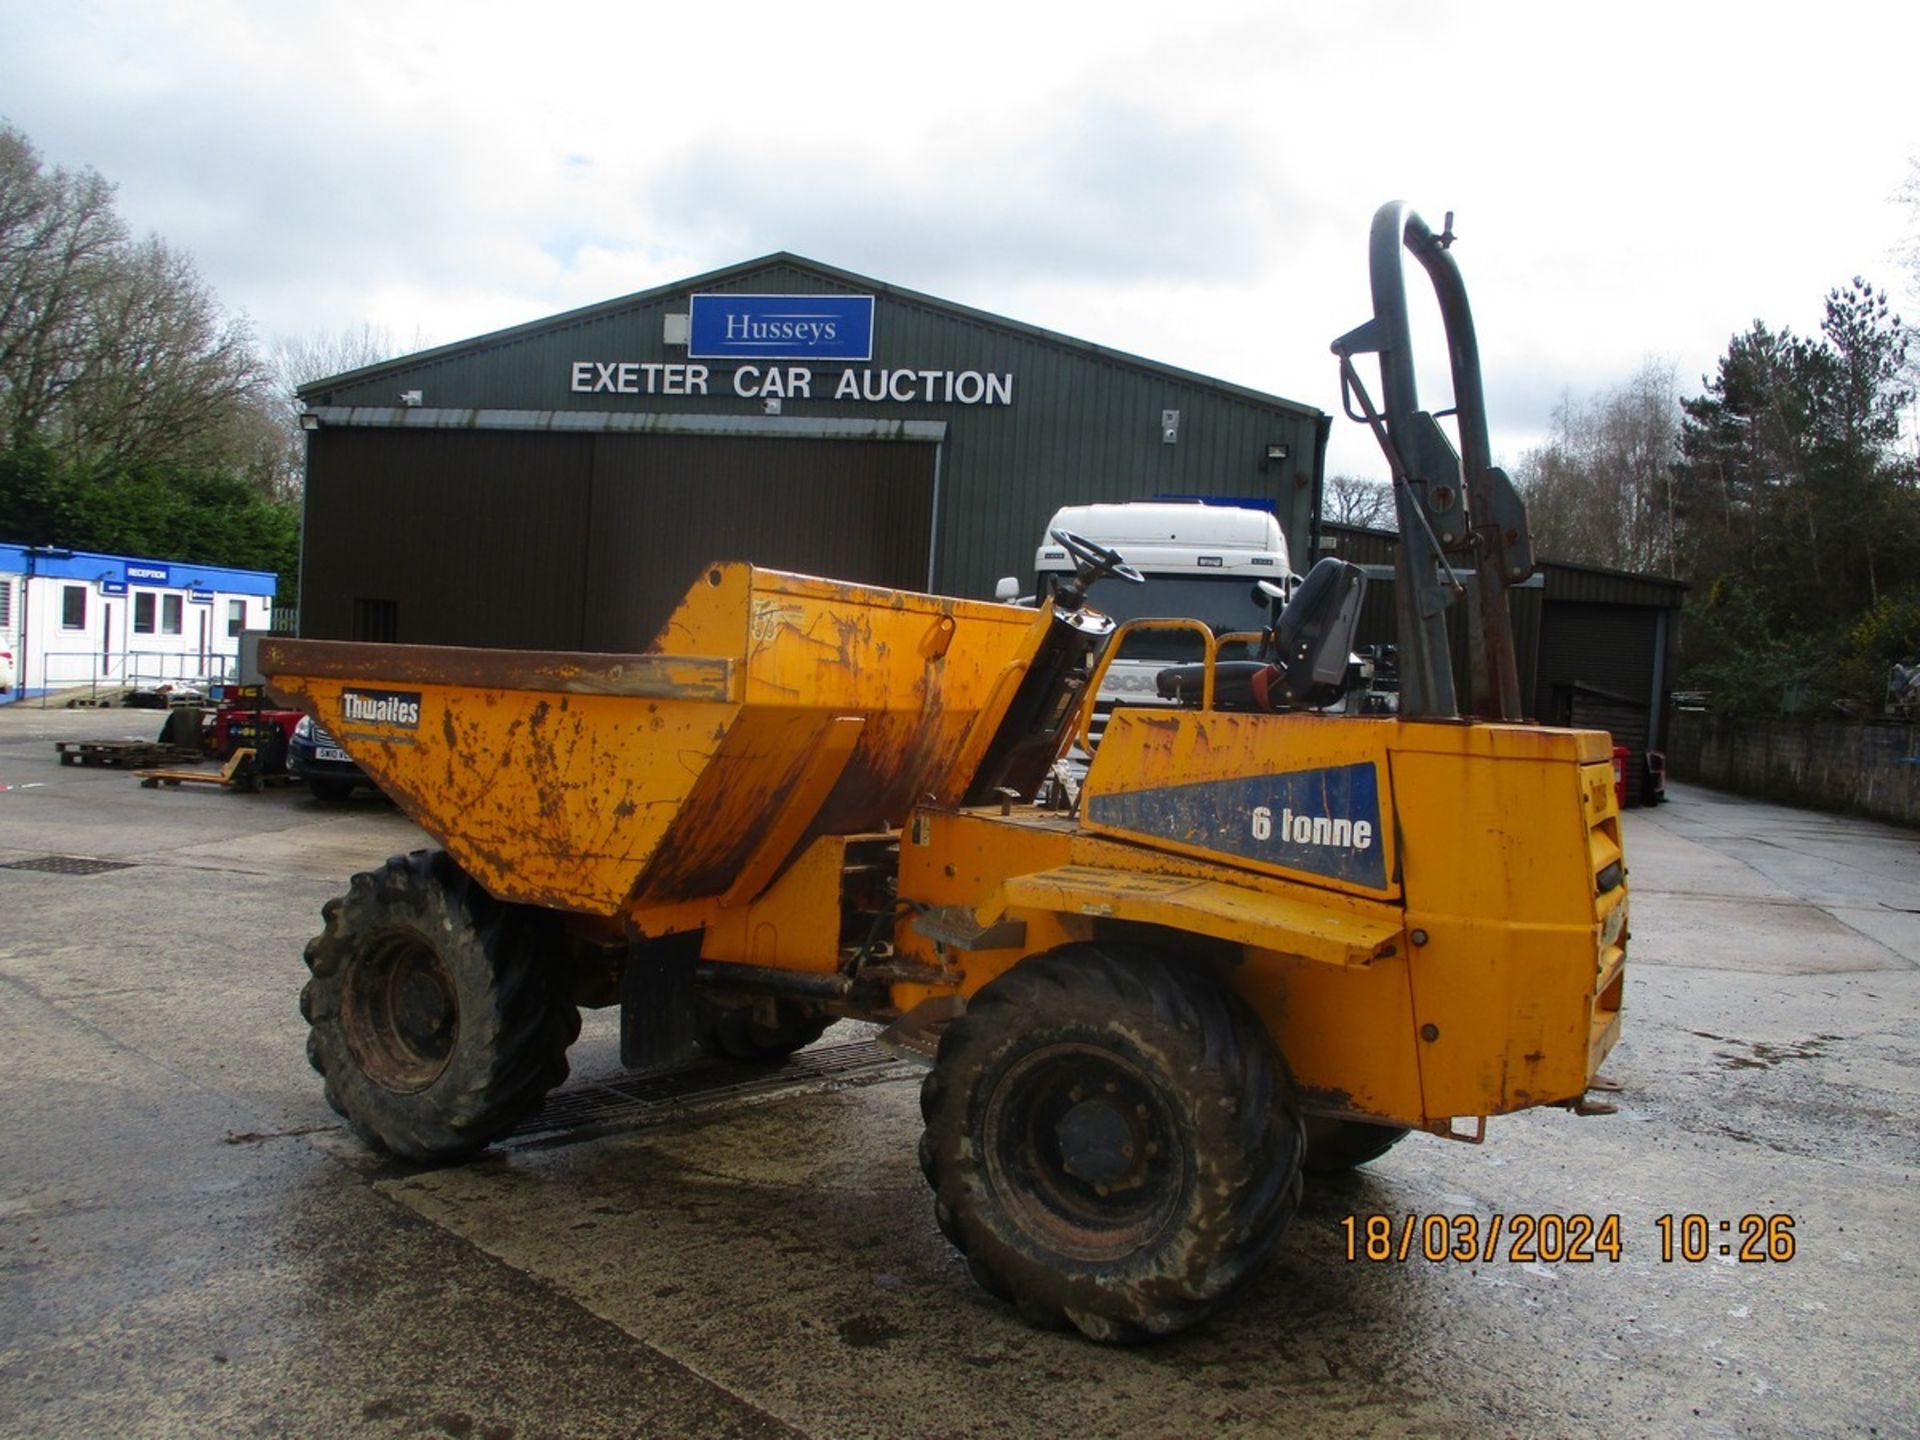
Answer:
760;567;1022;622
257;638;737;703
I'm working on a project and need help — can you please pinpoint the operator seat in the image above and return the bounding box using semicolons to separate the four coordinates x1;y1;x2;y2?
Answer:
1153;557;1368;713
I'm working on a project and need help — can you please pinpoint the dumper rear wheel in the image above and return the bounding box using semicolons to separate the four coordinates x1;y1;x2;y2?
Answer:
695;994;831;1061
919;944;1304;1343
300;849;578;1161
1304;1118;1409;1173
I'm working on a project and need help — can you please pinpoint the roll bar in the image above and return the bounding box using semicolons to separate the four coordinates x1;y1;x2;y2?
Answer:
1331;203;1534;721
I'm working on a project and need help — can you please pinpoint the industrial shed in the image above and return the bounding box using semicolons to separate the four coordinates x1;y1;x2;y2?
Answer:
295;256;1328;652
1321;522;1686;804
1530;562;1688;806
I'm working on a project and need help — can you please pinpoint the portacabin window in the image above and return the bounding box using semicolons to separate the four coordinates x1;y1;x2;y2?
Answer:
162;593;183;635
227;598;245;638
62;585;86;629
134;592;157;634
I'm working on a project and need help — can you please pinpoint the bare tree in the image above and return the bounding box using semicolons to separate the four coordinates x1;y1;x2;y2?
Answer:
0;125;126;445
268;323;417;398
255;323;420;499
0;122;263;470
1898;157;1920;431
1513;360;1681;574
1322;473;1394;528
56;237;263;467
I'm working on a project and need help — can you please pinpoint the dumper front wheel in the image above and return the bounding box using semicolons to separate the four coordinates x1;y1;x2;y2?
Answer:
300;850;579;1161
918;945;1304;1343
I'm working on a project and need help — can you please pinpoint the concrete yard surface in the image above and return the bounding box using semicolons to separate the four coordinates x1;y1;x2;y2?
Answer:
1;705;1917;1438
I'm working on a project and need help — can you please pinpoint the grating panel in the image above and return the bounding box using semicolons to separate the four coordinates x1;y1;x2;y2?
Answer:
506;1037;912;1149
0;855;138;876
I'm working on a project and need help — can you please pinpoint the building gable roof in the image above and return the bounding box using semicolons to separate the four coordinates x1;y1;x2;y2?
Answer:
298;253;1320;419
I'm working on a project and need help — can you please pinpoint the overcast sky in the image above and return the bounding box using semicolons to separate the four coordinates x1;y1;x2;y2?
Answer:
3;0;1917;481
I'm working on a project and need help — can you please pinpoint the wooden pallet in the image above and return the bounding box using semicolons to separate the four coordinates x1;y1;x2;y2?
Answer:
55;741;207;769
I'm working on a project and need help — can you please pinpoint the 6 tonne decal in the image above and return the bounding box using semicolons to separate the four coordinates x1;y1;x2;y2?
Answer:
1250;804;1374;851
1086;762;1387;888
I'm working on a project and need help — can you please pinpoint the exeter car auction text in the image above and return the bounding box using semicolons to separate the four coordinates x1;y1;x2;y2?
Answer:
569;362;1014;405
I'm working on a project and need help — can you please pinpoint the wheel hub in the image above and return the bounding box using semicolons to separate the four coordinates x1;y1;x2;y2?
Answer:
983;1042;1185;1262
1055;1097;1141;1188
342;930;459;1093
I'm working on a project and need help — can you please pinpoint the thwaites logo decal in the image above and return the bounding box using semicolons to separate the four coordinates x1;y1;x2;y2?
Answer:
339;688;422;729
1086;762;1387;888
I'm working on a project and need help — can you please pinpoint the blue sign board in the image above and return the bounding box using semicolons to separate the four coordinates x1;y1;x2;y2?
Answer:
101;580;128;596
188;589;213;604
687;293;874;361
125;562;171;586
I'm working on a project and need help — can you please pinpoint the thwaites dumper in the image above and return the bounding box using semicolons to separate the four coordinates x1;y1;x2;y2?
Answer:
267;204;1626;1342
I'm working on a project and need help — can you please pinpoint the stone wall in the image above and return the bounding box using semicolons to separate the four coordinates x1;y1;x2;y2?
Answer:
1667;711;1920;826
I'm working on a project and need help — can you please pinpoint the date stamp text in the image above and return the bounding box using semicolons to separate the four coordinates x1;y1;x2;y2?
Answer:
1338;1212;1797;1264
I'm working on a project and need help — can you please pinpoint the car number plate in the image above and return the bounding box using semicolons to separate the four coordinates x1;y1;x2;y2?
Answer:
315;745;350;763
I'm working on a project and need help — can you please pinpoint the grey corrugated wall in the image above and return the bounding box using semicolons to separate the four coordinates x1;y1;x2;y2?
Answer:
301;256;1327;604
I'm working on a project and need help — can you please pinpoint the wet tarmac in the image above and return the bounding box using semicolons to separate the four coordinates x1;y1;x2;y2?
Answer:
2;707;1916;1438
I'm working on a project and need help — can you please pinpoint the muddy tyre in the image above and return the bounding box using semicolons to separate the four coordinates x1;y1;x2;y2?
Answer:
300;849;579;1161
695;994;831;1061
1303;1118;1410;1174
918;944;1305;1343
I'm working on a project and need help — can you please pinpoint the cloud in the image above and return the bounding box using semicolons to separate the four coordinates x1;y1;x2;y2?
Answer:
637;99;1289;291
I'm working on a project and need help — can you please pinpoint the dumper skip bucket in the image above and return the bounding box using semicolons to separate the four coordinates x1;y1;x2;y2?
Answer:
262;564;1045;916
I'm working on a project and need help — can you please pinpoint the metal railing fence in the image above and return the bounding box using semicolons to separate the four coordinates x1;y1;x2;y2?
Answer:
26;648;241;706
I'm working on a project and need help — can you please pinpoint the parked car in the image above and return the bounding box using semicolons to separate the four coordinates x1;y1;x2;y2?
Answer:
287;714;372;801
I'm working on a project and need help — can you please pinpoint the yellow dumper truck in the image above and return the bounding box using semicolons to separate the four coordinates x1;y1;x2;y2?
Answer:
266;204;1625;1342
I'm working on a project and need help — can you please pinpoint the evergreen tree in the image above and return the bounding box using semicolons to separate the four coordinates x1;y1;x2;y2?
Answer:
1674;282;1920;710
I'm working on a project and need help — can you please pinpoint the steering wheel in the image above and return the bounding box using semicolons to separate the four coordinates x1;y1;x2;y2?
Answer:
1051;529;1146;591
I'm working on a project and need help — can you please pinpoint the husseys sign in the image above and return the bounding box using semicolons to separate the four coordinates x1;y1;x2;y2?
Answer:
568;292;1016;406
687;293;873;361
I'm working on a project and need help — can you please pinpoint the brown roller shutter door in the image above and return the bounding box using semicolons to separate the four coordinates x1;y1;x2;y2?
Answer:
302;429;937;651
302;428;594;648
583;434;936;649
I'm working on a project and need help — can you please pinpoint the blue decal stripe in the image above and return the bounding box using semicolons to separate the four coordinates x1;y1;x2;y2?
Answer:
1087;763;1387;888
